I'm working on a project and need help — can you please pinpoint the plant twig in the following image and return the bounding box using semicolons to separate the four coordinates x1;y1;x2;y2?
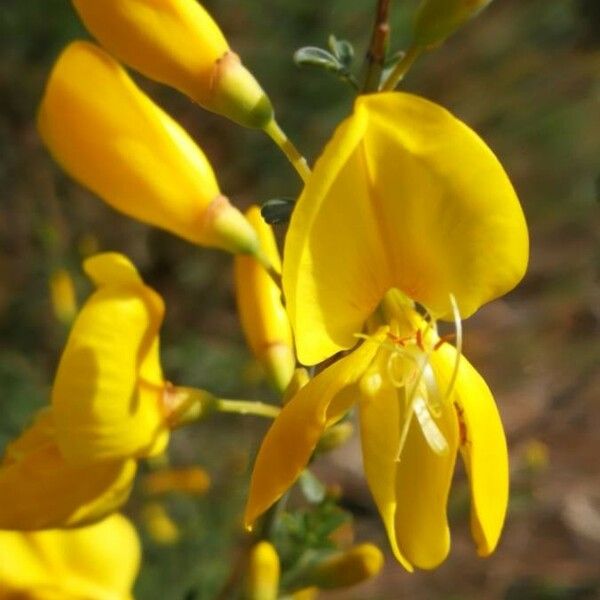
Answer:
363;0;392;92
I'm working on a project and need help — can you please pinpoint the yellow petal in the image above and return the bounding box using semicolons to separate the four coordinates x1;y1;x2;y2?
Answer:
0;410;136;530
358;359;413;571
392;392;458;569
38;41;260;254
234;206;295;392
0;513;140;599
72;0;273;128
284;92;528;365
246;541;280;600
51;252;169;463
245;332;385;527
433;344;509;556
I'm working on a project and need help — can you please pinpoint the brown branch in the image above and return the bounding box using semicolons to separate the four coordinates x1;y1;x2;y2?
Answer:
362;0;392;92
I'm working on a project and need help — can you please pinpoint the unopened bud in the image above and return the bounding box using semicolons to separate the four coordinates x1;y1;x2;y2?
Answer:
282;368;310;405
72;0;274;128
49;268;77;324
38;42;260;256
143;467;211;496
142;502;180;545
316;422;354;454
413;0;493;48
234;206;295;392
311;544;384;589
245;541;280;600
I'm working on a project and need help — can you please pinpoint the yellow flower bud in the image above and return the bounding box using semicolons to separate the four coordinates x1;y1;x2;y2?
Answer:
282;367;310;405
38;41;261;255
49;268;77;324
246;541;280;600
310;544;384;589
71;0;274;128
142;502;181;545
0;513;140;599
234;206;295;392
316;421;354;454
0;409;136;530
413;0;493;47
51;252;169;464
143;466;211;496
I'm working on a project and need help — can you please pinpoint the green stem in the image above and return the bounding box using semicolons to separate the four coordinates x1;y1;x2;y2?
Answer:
381;44;422;91
264;119;311;183
217;398;280;420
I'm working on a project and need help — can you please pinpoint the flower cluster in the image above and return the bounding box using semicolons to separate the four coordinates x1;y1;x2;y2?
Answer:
2;0;528;596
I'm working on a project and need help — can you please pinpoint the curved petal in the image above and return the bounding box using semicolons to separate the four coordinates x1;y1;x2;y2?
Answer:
52;253;168;463
284;92;528;364
0;410;136;530
432;344;509;556
358;358;413;571
0;513;140;599
392;392;458;569
244;332;385;527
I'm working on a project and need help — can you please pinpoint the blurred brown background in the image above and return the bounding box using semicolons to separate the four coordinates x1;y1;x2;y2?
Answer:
1;0;599;598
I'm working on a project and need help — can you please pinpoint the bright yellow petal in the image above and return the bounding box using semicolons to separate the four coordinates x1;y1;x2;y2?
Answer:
52;253;168;463
433;344;509;556
284;92;528;365
38;41;260;254
234;206;295;392
72;0;273;128
0;513;140;599
358;360;413;571
245;332;385;527
0;410;136;530
392;393;458;569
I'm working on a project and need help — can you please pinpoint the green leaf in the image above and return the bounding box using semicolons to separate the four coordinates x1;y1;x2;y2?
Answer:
294;46;342;73
328;35;354;68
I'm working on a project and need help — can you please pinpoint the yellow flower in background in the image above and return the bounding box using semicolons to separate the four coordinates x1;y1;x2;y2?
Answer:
71;0;273;129
0;409;136;530
38;42;261;256
51;252;169;464
246;93;528;569
0;513;140;599
143;466;211;496
246;541;280;600
141;502;180;545
234;206;295;392
49;268;77;325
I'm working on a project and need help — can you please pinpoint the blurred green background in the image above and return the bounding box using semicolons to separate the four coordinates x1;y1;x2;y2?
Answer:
1;0;599;598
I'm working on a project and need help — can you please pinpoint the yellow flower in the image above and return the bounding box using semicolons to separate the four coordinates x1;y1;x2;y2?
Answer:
0;513;140;599
71;0;273;128
38;41;261;256
246;93;528;570
246;541;280;600
51;252;169;464
0;408;136;530
234;206;295;392
48;268;77;324
143;466;211;496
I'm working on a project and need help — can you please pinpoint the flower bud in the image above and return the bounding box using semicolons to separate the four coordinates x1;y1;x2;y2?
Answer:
143;466;211;496
38;42;261;256
310;544;384;589
49;268;77;324
316;421;354;454
0;409;136;530
245;541;280;600
51;252;169;464
234;206;295;392
71;0;274;128
142;502;181;545
413;0;493;48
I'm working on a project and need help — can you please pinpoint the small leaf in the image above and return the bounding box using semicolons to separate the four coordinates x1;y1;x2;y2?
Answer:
299;470;326;504
328;35;354;68
261;198;295;225
294;46;342;74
